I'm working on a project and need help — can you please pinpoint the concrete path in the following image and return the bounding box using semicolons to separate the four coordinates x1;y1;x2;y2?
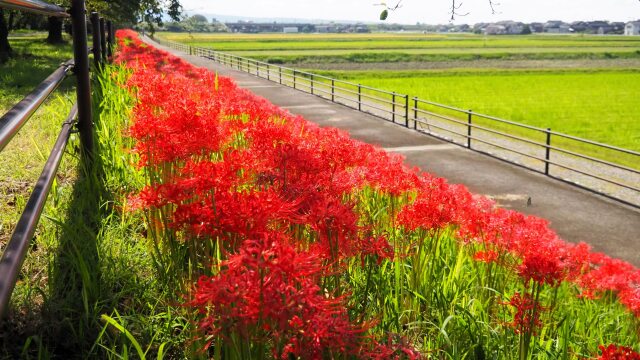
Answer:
143;37;640;266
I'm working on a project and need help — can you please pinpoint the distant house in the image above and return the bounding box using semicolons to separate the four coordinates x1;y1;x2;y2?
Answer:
529;22;544;33
625;21;640;35
595;22;624;35
570;21;588;33
497;21;524;34
544;20;570;33
283;27;299;33
485;24;506;35
610;22;625;34
585;21;609;34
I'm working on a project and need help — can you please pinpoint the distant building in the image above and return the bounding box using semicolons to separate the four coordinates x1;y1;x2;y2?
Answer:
485;24;506;35
496;21;524;34
585;21;609;34
283;27;299;33
529;22;544;33
454;24;471;32
473;22;489;34
570;21;588;33
625;21;640;35
611;22;625;34
544;20;570;33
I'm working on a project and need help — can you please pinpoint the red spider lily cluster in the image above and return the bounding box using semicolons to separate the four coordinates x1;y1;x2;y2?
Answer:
114;29;639;357
190;234;365;358
598;344;640;359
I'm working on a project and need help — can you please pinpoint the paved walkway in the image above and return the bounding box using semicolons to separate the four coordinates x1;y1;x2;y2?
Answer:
143;37;640;267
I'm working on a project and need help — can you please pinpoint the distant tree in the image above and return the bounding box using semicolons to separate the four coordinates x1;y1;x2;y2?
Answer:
184;14;210;32
165;21;186;32
521;25;532;35
0;0;182;62
190;14;208;23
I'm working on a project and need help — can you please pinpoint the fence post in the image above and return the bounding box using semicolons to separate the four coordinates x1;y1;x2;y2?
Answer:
358;84;361;111
279;67;282;84
106;20;113;58
467;110;472;149
293;70;296;89
71;0;94;159
331;79;335;102
392;92;396;123
404;95;409;127
99;17;107;63
413;97;418;129
310;74;314;95
90;12;101;69
545;128;552;175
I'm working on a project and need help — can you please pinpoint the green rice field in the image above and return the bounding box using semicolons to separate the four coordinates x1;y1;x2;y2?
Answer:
313;68;640;151
159;32;640;152
160;32;640;50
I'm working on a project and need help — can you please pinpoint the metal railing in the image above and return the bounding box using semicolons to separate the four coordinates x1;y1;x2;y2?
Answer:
0;0;114;316
153;37;640;209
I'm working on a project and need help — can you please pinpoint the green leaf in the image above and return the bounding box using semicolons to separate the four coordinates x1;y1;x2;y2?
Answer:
380;9;389;21
101;314;146;360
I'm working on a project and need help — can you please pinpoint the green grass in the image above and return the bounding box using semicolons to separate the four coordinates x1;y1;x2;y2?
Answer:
0;36;75;252
161;32;640;64
229;48;640;65
312;68;640;152
0;36;186;359
160;32;640;49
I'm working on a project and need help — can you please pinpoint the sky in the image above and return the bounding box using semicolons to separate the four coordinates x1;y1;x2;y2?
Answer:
178;0;640;25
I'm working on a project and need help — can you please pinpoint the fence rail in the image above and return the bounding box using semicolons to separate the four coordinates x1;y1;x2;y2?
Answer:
155;37;640;208
0;0;114;316
0;0;68;17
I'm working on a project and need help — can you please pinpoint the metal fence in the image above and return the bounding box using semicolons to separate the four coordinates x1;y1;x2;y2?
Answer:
0;0;114;316
154;37;640;209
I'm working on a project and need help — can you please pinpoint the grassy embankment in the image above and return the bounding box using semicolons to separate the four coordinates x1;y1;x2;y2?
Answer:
111;31;640;359
0;35;185;358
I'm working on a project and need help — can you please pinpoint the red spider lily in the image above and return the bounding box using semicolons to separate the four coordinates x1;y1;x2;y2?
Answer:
518;252;564;287
501;292;545;335
575;253;640;316
396;176;467;231
598;344;640;359
189;232;365;358
361;334;423;359
358;235;394;265
473;250;499;264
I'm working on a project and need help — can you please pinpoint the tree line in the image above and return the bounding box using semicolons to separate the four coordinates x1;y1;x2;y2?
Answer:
0;0;182;63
